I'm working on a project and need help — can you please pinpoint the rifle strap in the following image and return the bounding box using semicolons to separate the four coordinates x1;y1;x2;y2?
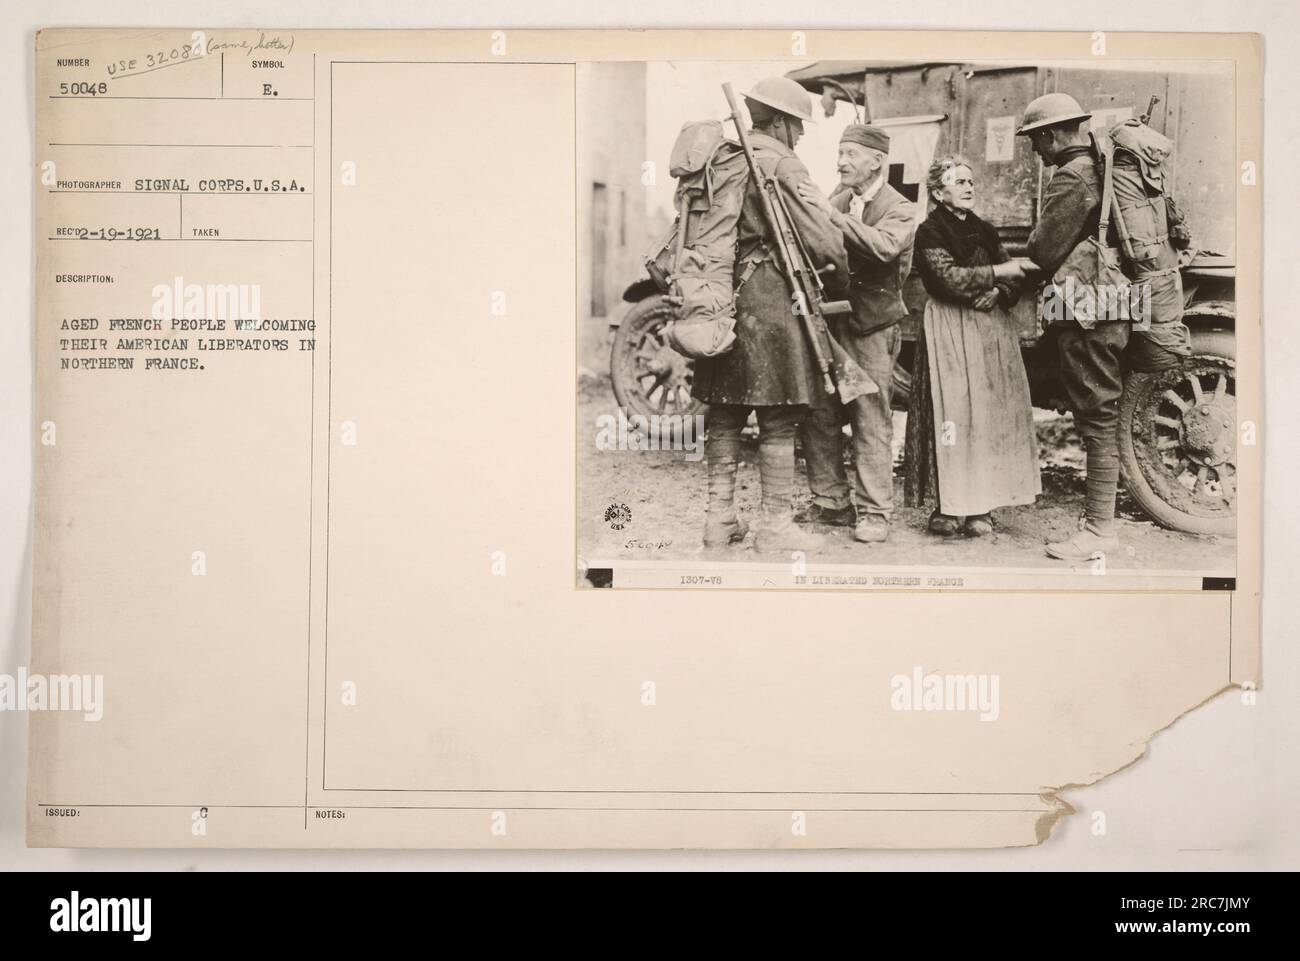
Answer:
672;192;691;277
734;244;766;294
1097;138;1116;247
1109;193;1138;266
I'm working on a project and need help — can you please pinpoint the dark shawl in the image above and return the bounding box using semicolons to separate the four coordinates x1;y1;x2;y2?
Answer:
914;203;1017;308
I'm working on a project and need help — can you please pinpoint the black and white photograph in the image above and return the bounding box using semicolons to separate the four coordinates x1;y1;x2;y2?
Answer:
578;58;1238;587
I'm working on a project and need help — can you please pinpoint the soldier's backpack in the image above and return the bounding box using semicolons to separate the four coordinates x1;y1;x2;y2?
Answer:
1106;117;1192;353
656;120;751;359
1108;118;1193;264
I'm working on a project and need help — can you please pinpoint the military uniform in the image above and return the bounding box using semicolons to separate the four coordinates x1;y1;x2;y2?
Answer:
1027;142;1134;453
1021;90;1194;558
1025;141;1134;553
1027;140;1189;383
692;103;848;552
692;132;847;407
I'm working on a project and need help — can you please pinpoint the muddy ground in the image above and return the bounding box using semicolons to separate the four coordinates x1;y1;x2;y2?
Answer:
578;374;1235;572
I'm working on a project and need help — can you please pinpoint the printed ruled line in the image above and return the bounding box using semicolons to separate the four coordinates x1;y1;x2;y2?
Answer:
49;143;313;148
48;190;313;195
318;788;1045;795
38;803;1046;813
305;48;317;832
323;62;334;791
49;95;312;101
47;237;313;243
340;806;1049;813
329;60;575;65
40;803;300;809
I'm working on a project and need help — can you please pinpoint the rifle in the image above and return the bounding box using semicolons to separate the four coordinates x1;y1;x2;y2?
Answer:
721;82;878;404
1140;95;1160;126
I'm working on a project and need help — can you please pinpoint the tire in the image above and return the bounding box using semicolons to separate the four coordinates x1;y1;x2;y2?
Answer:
1118;327;1236;535
611;299;913;415
609;294;706;420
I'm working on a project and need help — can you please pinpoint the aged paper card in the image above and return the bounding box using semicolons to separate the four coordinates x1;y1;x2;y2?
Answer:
28;28;1260;848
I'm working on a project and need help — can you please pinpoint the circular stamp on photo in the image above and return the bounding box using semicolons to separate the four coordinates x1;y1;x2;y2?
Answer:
604;503;632;531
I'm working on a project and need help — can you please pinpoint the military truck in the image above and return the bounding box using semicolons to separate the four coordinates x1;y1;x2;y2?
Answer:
611;60;1237;535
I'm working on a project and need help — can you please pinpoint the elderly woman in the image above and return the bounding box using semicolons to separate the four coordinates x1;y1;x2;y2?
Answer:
904;156;1040;536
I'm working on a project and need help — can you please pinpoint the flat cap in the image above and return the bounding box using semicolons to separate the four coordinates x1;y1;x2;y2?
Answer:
840;124;890;153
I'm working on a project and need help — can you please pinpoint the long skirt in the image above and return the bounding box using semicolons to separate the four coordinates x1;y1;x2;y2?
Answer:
903;298;1040;516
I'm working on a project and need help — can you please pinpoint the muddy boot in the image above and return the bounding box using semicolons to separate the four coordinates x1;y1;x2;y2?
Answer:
702;436;748;547
854;513;889;543
1045;527;1119;560
753;438;825;553
1047;443;1120;560
794;503;856;527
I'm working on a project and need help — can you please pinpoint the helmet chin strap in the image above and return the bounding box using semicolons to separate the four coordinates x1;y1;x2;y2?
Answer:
778;118;795;150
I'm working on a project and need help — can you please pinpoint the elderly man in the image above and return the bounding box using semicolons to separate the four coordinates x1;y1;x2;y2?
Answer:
691;77;848;552
795;124;916;543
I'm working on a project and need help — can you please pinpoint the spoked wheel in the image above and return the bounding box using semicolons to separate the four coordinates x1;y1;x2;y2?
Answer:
1119;328;1236;535
610;294;706;420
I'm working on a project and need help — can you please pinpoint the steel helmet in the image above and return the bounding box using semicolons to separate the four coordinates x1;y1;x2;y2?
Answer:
744;77;815;122
1016;92;1092;135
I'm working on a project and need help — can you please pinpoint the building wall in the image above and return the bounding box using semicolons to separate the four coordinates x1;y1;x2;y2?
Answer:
824;63;1235;258
577;62;649;375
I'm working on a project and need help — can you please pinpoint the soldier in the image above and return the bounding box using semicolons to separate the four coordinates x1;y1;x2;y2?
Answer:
692;77;848;552
1017;92;1180;561
794;124;916;543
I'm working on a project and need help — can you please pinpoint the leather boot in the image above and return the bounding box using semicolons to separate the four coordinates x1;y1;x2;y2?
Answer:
754;438;825;553
1045;526;1119;560
794;503;856;527
703;435;747;547
1047;442;1121;560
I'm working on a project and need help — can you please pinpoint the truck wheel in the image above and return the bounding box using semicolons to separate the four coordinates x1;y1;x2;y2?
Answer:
1118;327;1236;535
610;294;705;420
